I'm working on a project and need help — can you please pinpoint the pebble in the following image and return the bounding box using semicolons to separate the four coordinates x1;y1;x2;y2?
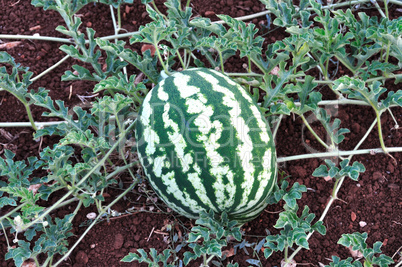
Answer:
205;11;216;16
372;171;384;183
86;212;97;219
75;251;89;264
114;233;125;250
387;162;395;173
359;221;367;227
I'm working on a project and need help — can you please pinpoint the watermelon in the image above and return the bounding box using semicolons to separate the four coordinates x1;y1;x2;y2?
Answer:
135;68;277;223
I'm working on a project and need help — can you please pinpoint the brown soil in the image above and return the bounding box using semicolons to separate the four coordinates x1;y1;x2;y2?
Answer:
0;1;401;266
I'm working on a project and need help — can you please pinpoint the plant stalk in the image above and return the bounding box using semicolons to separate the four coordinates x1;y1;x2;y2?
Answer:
30;55;70;82
277;147;402;163
300;114;330;150
20;122;135;231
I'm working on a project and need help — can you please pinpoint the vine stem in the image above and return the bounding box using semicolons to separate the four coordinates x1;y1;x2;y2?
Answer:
30;54;70;82
300;114;330;150
277;147;402;163
110;5;128;79
272;114;284;140
1;100;400;128
23;102;38;131
213;0;373;24
20;122;136;232
0;34;74;43
0;31;139;44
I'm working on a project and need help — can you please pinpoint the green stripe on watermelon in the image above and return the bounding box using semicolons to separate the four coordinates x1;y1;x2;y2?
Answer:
135;68;277;223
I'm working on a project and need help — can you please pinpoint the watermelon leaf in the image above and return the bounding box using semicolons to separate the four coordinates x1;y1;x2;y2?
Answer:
336;233;394;267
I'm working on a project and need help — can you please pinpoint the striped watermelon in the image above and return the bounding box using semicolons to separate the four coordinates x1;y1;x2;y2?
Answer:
135;68;277;223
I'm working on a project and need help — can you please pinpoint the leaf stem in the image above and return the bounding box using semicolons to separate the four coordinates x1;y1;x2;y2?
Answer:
30;55;70;82
384;41;391;63
272;115;283;140
218;50;225;73
277;146;402;163
117;5;122;30
388;0;402;4
0;221;11;250
23;102;38;131
354;118;377;152
370;0;387;18
375;110;390;156
300;114;330;150
383;0;389;18
154;43;170;75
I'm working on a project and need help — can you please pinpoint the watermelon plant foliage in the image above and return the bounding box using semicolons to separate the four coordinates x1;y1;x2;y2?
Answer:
0;0;401;266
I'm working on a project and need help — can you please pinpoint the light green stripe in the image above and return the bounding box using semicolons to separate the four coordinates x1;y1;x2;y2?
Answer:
198;70;255;211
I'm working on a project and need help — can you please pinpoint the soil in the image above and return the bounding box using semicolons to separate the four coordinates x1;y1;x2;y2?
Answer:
0;0;401;266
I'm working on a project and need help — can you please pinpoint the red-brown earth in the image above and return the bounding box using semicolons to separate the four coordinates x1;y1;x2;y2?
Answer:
0;0;401;266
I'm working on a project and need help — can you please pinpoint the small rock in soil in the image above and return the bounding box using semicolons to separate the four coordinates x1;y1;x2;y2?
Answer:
387;162;395;173
372;171;384;183
114;233;125;250
351;122;360;133
75;250;89;264
134;234;141;242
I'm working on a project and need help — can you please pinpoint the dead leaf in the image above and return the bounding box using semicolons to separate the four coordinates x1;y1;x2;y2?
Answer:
141;44;156;56
0;41;21;50
348;246;363;258
21;260;36;267
222;247;235;258
28;184;42;195
270;66;280;76
281;259;297;267
29;25;41;31
351;211;357;222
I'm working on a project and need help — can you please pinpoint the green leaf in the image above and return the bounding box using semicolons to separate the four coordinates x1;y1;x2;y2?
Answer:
0;52;33;105
130;19;176;46
292;75;321;114
0;197;17;208
5;240;31;267
217;15;264;59
196;36;237;66
121;249;149;263
261;62;297;109
97;39;159;83
282;182;307;210
314;108;350;145
312;221;326;235
261;0;303;28
183;251;199;265
312;165;329;177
